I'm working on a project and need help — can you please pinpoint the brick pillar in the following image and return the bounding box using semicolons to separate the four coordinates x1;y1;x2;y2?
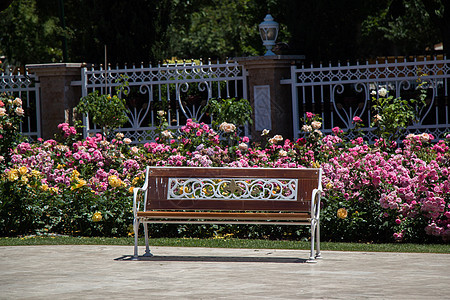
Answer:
236;55;304;141
27;63;83;140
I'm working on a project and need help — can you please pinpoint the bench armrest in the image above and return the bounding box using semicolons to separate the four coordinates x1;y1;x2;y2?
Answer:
311;188;322;220
310;168;323;221
133;167;151;217
133;187;146;217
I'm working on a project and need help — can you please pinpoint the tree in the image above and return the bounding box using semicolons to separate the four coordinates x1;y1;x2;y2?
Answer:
360;0;443;56
278;1;384;61
166;0;281;59
0;0;63;65
0;0;448;66
420;0;450;54
61;0;175;64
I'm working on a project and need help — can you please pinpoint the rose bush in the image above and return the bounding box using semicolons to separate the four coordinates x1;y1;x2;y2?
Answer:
0;93;25;169
1;115;449;243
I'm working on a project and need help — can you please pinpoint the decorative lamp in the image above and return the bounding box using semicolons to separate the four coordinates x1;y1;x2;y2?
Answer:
259;14;279;56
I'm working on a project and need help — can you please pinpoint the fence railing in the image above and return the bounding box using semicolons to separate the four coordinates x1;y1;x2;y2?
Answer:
79;59;247;143
282;55;450;142
0;69;41;140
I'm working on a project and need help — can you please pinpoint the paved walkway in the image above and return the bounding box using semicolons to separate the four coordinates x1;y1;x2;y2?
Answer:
0;245;449;299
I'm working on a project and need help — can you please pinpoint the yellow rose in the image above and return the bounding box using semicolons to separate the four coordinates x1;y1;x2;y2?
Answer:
131;177;140;186
77;179;87;188
71;169;80;179
6;169;19;181
337;208;348;219
129;187;134;194
108;175;123;188
31;170;41;178
41;184;49;192
20;176;29;184
71;178;87;190
325;182;333;189
18;166;28;176
92;212;102;222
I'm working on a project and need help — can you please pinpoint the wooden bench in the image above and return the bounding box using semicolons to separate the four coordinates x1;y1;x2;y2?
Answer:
132;167;323;262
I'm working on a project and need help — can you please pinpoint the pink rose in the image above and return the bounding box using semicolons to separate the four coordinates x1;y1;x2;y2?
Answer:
353;116;362;123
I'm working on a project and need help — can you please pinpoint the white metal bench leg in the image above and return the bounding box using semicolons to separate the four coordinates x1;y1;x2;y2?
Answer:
143;223;153;257
315;219;322;259
133;218;140;259
307;219;318;263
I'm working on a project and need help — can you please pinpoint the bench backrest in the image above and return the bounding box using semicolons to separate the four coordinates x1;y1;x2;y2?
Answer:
143;167;322;212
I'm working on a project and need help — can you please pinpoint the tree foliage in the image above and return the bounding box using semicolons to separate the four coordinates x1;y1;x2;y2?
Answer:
166;0;285;59
202;97;253;129
0;0;448;66
361;0;443;56
0;0;63;65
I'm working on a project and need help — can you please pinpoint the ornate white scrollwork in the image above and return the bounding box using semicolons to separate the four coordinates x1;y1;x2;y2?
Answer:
81;60;246;143
286;56;450;142
167;178;298;201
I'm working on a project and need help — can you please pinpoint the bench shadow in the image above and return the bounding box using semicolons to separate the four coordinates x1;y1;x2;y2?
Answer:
115;255;307;263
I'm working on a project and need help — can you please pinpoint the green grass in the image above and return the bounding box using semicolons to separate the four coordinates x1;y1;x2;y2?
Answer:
1;235;449;253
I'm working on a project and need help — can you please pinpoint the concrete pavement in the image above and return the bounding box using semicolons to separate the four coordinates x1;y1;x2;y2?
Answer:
0;245;449;299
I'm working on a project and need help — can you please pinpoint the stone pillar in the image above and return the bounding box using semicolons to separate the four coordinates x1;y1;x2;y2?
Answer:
235;55;304;141
27;63;83;140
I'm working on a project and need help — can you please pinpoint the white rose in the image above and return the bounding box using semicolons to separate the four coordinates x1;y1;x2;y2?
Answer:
273;135;283;142
219;122;236;133
123;138;132;144
161;130;173;139
311;121;322;130
13;98;22;106
130;146;139;154
419;133;430;142
301;125;312;132
314;129;323;137
157;110;165;117
116;132;124;139
406;134;416;140
279;150;288;157
0;108;6;116
261;129;270;136
373;114;382;123
238;143;248;151
15;107;25;116
378;88;388;97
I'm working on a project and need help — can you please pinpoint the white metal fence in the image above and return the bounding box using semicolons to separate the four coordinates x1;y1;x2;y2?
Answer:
0;69;41;140
80;59;247;143
282;56;450;142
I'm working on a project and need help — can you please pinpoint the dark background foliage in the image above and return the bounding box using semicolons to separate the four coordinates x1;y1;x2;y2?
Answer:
0;0;448;67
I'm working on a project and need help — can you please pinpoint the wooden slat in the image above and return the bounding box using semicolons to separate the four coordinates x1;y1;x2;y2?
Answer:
147;166;320;179
137;211;311;221
144;167;320;212
143;220;311;225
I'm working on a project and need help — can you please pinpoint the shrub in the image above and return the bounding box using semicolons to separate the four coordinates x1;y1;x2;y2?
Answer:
1;116;449;243
0;93;25;169
202;97;252;129
76;90;128;139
